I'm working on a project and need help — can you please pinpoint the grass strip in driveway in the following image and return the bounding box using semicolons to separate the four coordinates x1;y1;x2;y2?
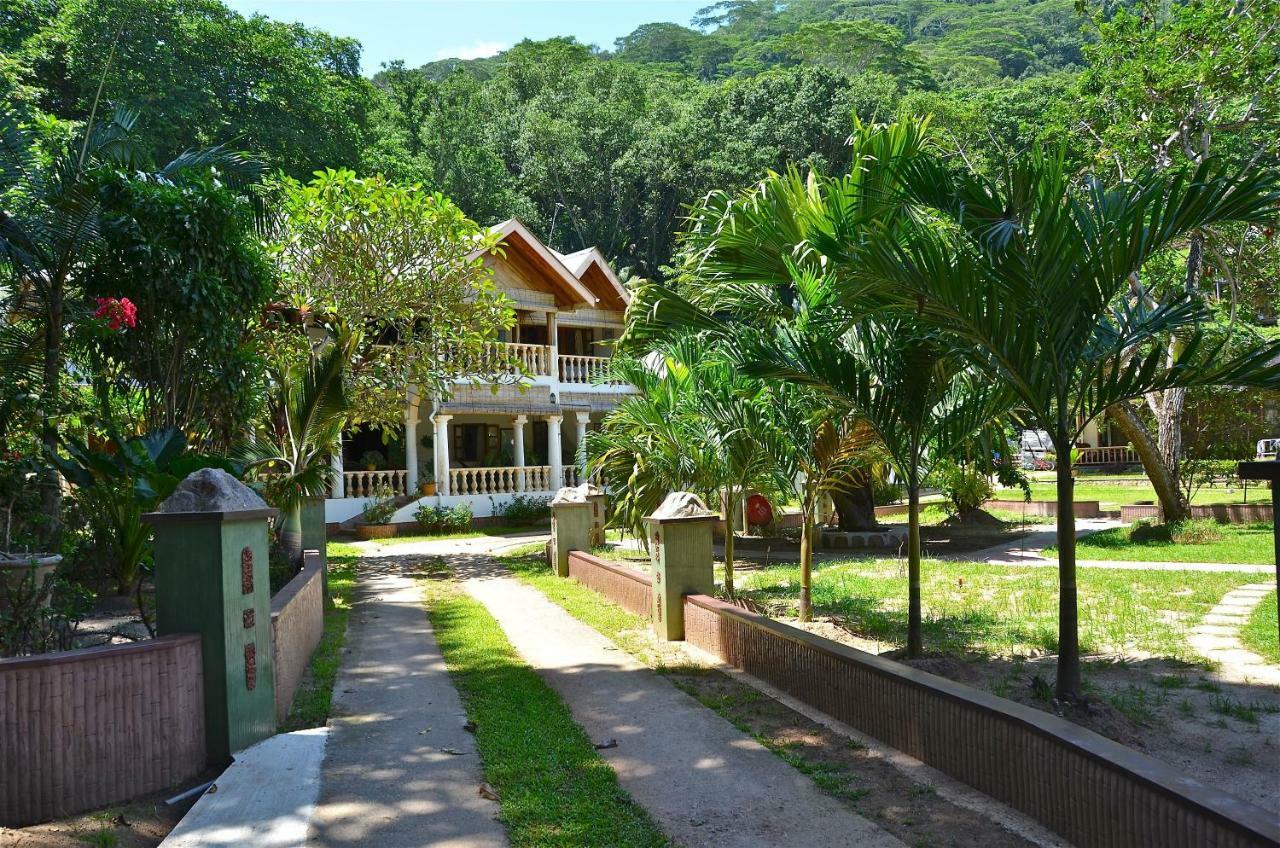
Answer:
1240;590;1279;665
421;570;670;848
280;542;360;731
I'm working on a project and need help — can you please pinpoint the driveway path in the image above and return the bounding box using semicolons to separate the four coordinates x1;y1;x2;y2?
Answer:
455;557;903;848
307;557;507;848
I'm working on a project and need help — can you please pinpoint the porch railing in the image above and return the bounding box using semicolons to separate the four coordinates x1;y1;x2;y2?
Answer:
558;354;614;384
1076;446;1139;466
342;469;409;499
562;466;581;487
449;465;554;495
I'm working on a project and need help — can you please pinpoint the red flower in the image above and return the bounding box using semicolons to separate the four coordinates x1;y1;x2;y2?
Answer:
94;297;138;331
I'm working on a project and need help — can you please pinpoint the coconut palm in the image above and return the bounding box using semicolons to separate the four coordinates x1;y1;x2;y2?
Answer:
857;146;1280;700
238;327;359;567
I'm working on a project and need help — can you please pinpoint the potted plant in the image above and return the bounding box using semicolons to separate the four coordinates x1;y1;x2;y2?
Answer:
358;450;386;472
419;469;436;497
355;484;399;540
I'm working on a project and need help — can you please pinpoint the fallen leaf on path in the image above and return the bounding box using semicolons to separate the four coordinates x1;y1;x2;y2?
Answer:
463;721;477;733
440;747;464;755
478;783;500;801
594;739;618;750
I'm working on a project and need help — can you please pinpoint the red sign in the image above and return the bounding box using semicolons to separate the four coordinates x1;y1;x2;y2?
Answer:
745;494;774;526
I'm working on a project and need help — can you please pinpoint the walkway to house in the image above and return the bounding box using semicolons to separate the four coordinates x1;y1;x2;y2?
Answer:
306;557;508;848
453;554;904;848
1187;583;1280;687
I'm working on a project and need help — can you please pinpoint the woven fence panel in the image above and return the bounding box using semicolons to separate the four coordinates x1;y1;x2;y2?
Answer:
687;595;1279;848
567;551;652;619
0;634;206;827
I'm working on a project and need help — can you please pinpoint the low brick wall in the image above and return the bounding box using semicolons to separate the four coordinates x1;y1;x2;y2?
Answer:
270;551;325;722
682;594;1279;848
1120;502;1273;524
0;635;207;826
566;550;653;619
985;499;1102;518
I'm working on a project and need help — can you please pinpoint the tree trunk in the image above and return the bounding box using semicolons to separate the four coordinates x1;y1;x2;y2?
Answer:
722;487;738;596
1054;438;1082;703
906;478;923;658
38;288;64;551
799;508;814;622
280;503;304;570
1106;403;1189;522
831;476;878;531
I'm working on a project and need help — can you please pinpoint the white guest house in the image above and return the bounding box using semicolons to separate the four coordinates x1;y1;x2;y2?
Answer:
325;218;633;525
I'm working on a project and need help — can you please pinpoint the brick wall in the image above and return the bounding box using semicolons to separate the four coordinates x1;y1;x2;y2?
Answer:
270;551;325;723
566;550;653;619
0;635;206;826
681;594;1280;848
1120;503;1273;524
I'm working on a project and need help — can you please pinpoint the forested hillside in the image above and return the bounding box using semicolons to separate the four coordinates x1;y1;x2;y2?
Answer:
2;0;1276;309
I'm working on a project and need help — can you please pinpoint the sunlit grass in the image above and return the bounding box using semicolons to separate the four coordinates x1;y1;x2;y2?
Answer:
279;543;359;731
421;572;669;847
1240;590;1279;665
735;557;1261;662
1048;522;1274;564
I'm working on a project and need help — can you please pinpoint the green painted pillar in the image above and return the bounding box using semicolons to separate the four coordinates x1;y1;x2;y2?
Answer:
301;496;329;599
143;469;278;765
645;492;716;641
551;487;592;578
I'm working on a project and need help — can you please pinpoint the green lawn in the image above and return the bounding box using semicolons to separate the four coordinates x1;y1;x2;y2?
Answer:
279;543;360;731
1240;590;1279;665
421;571;669;847
735;557;1261;662
1047;522;1275;564
995;482;1270;510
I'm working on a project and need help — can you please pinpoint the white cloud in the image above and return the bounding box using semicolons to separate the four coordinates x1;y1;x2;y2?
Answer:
434;40;506;61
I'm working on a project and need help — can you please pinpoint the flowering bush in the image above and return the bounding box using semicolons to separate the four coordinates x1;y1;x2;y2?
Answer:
93;297;138;331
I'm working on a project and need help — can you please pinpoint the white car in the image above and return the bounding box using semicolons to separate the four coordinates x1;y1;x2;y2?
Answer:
1258;438;1279;459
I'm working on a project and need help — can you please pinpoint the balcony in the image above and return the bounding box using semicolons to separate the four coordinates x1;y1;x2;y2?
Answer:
471;342;622;386
1075;446;1139;466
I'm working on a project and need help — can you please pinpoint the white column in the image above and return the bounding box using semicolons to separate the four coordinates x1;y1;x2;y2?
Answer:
513;414;527;492
433;414;452;495
547;311;559;380
405;392;420;496
330;440;344;498
547;413;563;493
575;410;590;479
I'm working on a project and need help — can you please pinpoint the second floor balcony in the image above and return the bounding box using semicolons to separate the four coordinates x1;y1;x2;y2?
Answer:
475;341;625;386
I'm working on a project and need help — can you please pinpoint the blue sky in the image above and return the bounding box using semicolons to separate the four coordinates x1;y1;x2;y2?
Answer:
222;0;709;75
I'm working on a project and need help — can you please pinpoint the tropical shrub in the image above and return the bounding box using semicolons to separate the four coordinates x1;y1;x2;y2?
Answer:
51;429;236;594
357;450;387;471
362;485;398;525
933;461;994;519
0;566;93;658
413;502;473;533
494;495;551;525
872;477;904;506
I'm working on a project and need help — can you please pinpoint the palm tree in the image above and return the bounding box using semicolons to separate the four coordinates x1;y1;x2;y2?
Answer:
739;316;1013;655
754;383;876;622
238;327;359;567
860;147;1280;700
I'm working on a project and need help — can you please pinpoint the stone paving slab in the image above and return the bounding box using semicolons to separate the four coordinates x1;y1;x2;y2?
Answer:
308;561;507;848
1188;583;1280;687
161;728;327;848
460;562;904;848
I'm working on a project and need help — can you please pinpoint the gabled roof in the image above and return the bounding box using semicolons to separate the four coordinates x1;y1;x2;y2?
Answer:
553;246;630;311
475;219;598;309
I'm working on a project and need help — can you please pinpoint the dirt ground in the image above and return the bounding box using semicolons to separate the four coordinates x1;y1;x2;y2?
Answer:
1;779;207;848
791;617;1280;816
